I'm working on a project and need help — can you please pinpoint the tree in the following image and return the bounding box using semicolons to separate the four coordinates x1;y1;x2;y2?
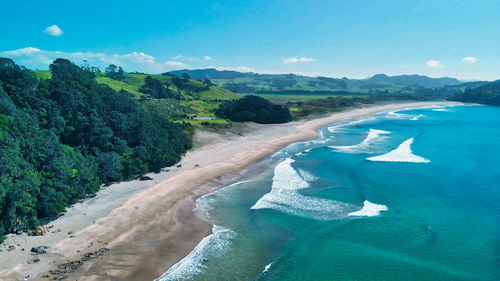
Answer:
105;64;124;81
182;73;191;80
105;64;118;74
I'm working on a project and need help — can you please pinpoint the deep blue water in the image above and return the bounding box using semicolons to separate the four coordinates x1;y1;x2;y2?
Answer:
158;104;500;281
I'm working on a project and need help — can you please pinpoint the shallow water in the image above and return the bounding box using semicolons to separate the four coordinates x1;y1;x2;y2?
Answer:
158;104;500;281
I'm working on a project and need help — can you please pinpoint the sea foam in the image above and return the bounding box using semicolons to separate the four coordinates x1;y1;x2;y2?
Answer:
367;138;430;163
330;129;390;153
155;225;236;281
348;200;388;217
263;263;272;273
251;158;352;220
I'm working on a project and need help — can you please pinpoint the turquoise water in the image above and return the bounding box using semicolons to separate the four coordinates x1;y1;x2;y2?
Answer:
158;105;500;281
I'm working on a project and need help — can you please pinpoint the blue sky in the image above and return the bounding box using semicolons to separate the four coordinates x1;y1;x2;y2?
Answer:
1;0;499;80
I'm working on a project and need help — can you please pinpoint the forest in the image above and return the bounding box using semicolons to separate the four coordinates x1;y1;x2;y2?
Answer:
0;58;192;241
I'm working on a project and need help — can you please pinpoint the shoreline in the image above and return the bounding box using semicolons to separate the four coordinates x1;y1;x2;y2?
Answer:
0;101;460;280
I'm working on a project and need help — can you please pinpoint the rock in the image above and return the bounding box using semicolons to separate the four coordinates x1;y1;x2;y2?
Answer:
35;225;47;236
31;246;48;254
8;245;15;251
67;231;73;235
176;164;182;168
139;176;153;181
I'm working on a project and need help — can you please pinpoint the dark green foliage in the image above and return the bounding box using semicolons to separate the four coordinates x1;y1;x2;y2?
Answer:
449;80;500;105
272;77;297;90
0;58;192;239
216;95;292;124
140;76;174;99
105;64;125;81
223;83;254;93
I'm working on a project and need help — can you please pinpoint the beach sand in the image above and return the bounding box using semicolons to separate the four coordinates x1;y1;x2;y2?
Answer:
0;102;458;281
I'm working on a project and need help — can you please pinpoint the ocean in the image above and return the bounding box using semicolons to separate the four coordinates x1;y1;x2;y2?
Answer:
157;104;500;281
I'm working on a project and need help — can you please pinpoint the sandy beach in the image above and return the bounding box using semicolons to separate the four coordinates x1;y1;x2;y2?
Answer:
0;101;459;281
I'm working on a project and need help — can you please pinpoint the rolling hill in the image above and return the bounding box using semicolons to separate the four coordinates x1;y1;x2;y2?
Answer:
169;68;462;94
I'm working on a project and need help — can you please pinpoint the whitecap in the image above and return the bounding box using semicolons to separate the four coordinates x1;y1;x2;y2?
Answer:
330;129;390;153
251;158;353;220
387;111;424;120
411;114;425;120
263;263;272;273
348;200;388;217
155;225;236;281
367;138;430;163
298;168;318;182
432;108;448;112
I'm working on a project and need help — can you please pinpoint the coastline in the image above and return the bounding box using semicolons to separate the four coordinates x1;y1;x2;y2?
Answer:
0;101;460;280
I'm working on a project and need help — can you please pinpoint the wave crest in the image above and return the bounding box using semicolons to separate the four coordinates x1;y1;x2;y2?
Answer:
367;138;430;163
251;158;353;220
348;200;388;217
330;129;390;153
155;225;236;281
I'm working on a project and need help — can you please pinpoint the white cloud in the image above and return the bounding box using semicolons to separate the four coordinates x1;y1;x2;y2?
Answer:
426;59;444;69
119;52;155;64
43;25;63;36
463;57;478;63
0;47;190;73
163;61;189;68
2;47;41;56
204;56;213;61
282;57;314;64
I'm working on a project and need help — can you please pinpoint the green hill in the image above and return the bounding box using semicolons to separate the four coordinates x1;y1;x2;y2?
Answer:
169;68;462;94
450;80;500;105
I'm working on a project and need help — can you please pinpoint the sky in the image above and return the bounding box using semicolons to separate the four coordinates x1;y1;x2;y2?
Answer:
1;0;499;80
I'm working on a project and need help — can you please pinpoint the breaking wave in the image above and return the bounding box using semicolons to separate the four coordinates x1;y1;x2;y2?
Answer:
330;129;390;153
251;158;353;220
155;225;236;281
367;138;430;163
348;200;388;217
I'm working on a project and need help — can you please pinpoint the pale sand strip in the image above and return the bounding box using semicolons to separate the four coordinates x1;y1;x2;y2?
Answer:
0;102;458;280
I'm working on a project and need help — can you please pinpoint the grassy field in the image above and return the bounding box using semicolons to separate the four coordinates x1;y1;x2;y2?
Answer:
33;70;52;80
95;75;145;96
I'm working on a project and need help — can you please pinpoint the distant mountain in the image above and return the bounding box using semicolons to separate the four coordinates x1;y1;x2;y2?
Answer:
366;74;461;88
168;69;462;94
169;68;251;80
450;80;500;105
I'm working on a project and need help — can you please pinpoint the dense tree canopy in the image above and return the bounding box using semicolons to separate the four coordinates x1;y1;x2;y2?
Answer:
450;80;500;105
0;58;192;241
216;95;292;124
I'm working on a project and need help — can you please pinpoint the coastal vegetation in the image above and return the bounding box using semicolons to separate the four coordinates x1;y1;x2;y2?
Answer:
0;58;193;240
449;80;500;105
